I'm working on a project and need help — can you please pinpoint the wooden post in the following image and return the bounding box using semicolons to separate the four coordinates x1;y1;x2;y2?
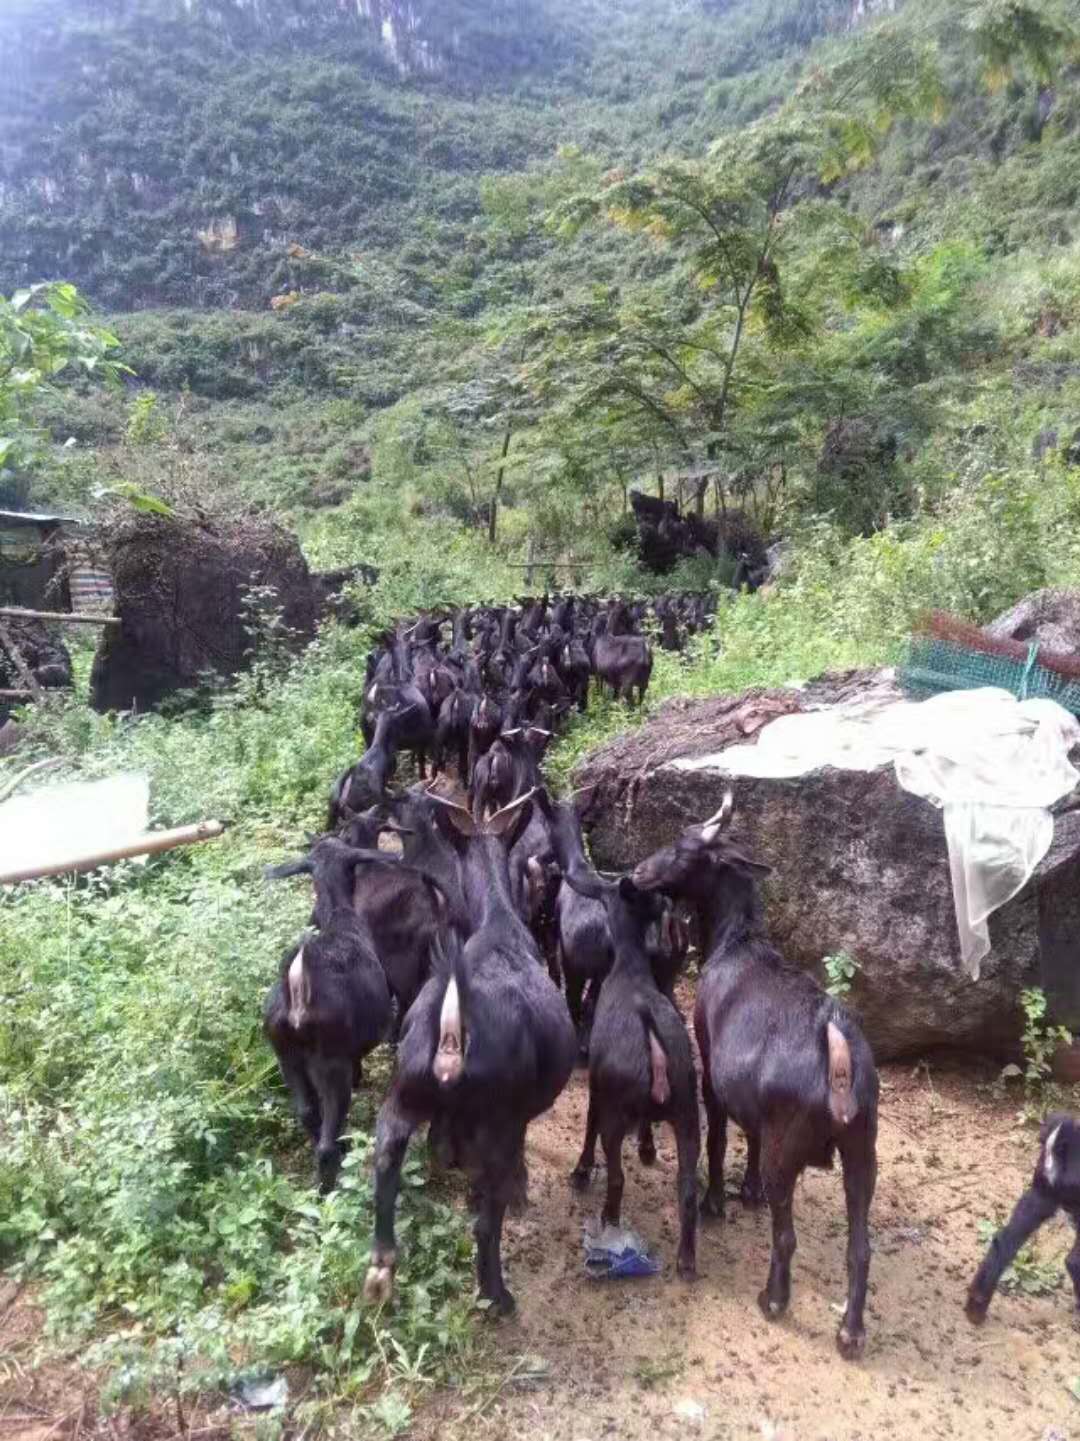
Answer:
524;536;536;589
0;606;119;627
0;819;226;885
0;621;44;702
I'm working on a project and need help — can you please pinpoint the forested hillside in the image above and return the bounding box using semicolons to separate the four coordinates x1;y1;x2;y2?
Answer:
3;0;1078;585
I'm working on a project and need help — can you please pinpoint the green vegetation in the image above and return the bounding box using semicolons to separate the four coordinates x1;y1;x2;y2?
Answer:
824;951;861;1000
0;282;127;507
1019;985;1073;1091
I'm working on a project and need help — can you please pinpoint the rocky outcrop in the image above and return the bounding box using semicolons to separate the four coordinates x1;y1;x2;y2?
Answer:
575;671;1080;1060
985;588;1080;654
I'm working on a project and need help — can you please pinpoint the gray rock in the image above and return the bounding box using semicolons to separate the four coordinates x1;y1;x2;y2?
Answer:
985;587;1080;655
576;681;1080;1061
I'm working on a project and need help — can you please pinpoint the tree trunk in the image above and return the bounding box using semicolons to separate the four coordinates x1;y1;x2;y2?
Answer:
488;424;513;545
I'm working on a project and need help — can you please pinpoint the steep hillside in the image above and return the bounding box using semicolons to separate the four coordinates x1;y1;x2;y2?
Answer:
4;0;1080;579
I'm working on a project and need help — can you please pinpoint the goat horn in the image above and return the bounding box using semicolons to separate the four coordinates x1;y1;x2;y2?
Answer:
486;786;537;826
700;790;734;841
425;788;473;818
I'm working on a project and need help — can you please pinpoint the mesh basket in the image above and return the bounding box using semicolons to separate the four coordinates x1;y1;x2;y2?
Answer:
900;636;1080;716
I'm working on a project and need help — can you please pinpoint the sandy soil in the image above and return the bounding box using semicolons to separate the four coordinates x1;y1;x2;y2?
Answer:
416;1053;1080;1441
4;1058;1077;1441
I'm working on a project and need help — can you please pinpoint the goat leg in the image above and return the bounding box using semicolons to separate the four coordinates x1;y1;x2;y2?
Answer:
966;1186;1058;1323
277;1052;321;1146
365;1090;419;1306
476;1141;522;1315
1066;1215;1080;1311
310;1056;353;1194
837;1134;876;1359
740;1130;765;1208
571;1092;600;1190
674;1115;700;1279
600;1119;627;1227
700;1072;728;1220
637;1120;657;1167
758;1182;797;1321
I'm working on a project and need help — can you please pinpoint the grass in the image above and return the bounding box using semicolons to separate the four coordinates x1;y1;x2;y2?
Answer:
6;437;1080;1427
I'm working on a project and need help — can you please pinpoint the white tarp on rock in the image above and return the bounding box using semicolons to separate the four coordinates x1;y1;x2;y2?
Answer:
670;688;1080;978
0;773;150;877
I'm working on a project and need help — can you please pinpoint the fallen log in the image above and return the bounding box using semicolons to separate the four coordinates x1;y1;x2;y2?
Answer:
0;819;226;884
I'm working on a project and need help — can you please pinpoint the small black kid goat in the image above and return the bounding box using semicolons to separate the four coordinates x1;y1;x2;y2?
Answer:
633;793;879;1358
556;859;700;1277
966;1112;1080;1323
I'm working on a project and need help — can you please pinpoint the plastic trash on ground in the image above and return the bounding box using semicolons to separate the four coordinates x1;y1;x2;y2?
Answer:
0;773;149;876
232;1373;289;1411
583;1217;661;1278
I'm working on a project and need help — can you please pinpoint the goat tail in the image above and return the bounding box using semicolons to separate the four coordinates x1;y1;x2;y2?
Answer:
286;945;311;1030
432;932;466;1090
636;1003;671;1107
824;1015;859;1129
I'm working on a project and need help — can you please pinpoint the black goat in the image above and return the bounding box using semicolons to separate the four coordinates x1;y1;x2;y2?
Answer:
966;1112;1080;1323
365;792;576;1315
562;865;700;1277
327;707;402;828
633;794;879;1359
591;617;652;706
264;838;394;1192
434;687;476;781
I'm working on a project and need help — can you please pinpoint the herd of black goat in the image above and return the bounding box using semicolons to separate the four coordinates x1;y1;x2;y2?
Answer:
263;592;1080;1363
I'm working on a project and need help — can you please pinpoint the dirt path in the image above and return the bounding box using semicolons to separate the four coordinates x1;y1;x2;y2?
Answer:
418;1056;1080;1441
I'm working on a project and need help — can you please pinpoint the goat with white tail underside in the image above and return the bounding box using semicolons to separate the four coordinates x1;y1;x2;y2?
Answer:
632;792;879;1359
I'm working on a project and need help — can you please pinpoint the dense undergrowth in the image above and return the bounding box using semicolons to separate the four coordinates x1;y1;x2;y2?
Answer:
4;429;1080;1430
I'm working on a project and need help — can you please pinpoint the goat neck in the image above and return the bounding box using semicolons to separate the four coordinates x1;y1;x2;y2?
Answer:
460;833;530;939
694;865;763;962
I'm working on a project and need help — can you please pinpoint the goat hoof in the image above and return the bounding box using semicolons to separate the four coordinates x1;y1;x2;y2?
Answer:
638;1142;657;1167
676;1254;696;1280
363;1263;396;1306
701;1191;725;1221
739;1179;765;1208
964;1295;989;1327
757;1289;787;1321
570;1165;592;1192
836;1325;865;1360
484;1288;516;1318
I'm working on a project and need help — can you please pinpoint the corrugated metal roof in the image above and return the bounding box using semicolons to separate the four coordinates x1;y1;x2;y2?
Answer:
0;510;82;528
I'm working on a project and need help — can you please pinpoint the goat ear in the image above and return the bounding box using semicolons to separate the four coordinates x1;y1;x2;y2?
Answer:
486;789;535;841
265;857;313;881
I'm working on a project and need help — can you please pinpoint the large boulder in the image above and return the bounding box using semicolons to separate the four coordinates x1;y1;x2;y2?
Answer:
985;587;1080;654
575;671;1080;1060
90;513;322;712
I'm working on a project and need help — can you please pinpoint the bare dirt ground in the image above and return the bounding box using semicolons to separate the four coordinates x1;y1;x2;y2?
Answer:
416;1053;1080;1441
4;1058;1077;1441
